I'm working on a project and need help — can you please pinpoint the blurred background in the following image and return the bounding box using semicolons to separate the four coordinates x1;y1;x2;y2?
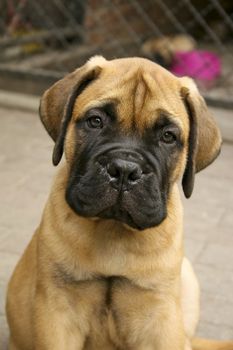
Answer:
0;0;233;107
0;1;233;349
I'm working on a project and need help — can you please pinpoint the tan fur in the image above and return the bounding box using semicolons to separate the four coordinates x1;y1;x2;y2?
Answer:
6;56;229;350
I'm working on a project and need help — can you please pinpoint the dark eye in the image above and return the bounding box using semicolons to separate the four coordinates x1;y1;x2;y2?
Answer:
87;116;103;129
161;130;177;144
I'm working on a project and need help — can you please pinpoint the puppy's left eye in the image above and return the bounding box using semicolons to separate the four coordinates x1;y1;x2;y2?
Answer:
161;130;177;144
87;116;103;129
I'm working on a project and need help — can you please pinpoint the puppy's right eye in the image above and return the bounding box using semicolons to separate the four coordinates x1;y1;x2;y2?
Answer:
87;116;103;129
161;130;177;144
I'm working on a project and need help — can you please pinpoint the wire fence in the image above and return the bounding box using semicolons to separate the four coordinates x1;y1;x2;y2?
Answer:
0;0;233;108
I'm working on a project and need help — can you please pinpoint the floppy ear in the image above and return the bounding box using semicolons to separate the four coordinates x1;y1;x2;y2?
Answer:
39;59;104;165
180;78;222;198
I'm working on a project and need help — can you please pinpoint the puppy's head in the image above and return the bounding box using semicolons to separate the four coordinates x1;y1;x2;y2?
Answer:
40;56;221;230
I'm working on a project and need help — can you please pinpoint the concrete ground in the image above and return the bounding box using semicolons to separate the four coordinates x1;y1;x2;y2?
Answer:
0;104;233;349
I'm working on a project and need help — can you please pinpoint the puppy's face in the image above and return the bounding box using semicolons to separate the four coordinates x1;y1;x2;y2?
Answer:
40;57;221;230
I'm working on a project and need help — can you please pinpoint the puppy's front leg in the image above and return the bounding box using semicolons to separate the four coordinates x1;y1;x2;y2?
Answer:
34;291;86;350
133;321;186;350
153;306;186;350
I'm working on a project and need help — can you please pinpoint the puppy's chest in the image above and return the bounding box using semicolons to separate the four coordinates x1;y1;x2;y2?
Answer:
86;276;127;348
68;276;158;349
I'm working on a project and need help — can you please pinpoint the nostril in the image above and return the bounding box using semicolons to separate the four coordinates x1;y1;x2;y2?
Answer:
128;168;142;182
107;163;120;179
107;159;142;185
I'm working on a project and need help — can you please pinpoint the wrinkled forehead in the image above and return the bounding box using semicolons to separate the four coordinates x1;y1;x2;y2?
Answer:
72;59;189;132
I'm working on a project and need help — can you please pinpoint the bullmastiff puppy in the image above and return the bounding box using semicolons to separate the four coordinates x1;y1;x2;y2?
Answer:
6;56;233;350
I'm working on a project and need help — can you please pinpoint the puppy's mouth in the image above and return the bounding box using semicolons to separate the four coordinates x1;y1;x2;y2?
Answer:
99;207;137;229
97;190;166;230
67;184;167;231
66;152;167;230
97;195;142;230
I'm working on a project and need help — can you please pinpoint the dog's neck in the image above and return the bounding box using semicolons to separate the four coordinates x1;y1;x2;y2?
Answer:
40;165;184;288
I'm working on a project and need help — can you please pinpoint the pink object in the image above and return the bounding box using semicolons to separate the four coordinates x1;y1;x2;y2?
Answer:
170;50;221;84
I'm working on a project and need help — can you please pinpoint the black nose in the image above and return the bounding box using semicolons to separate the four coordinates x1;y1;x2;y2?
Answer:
107;159;142;190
